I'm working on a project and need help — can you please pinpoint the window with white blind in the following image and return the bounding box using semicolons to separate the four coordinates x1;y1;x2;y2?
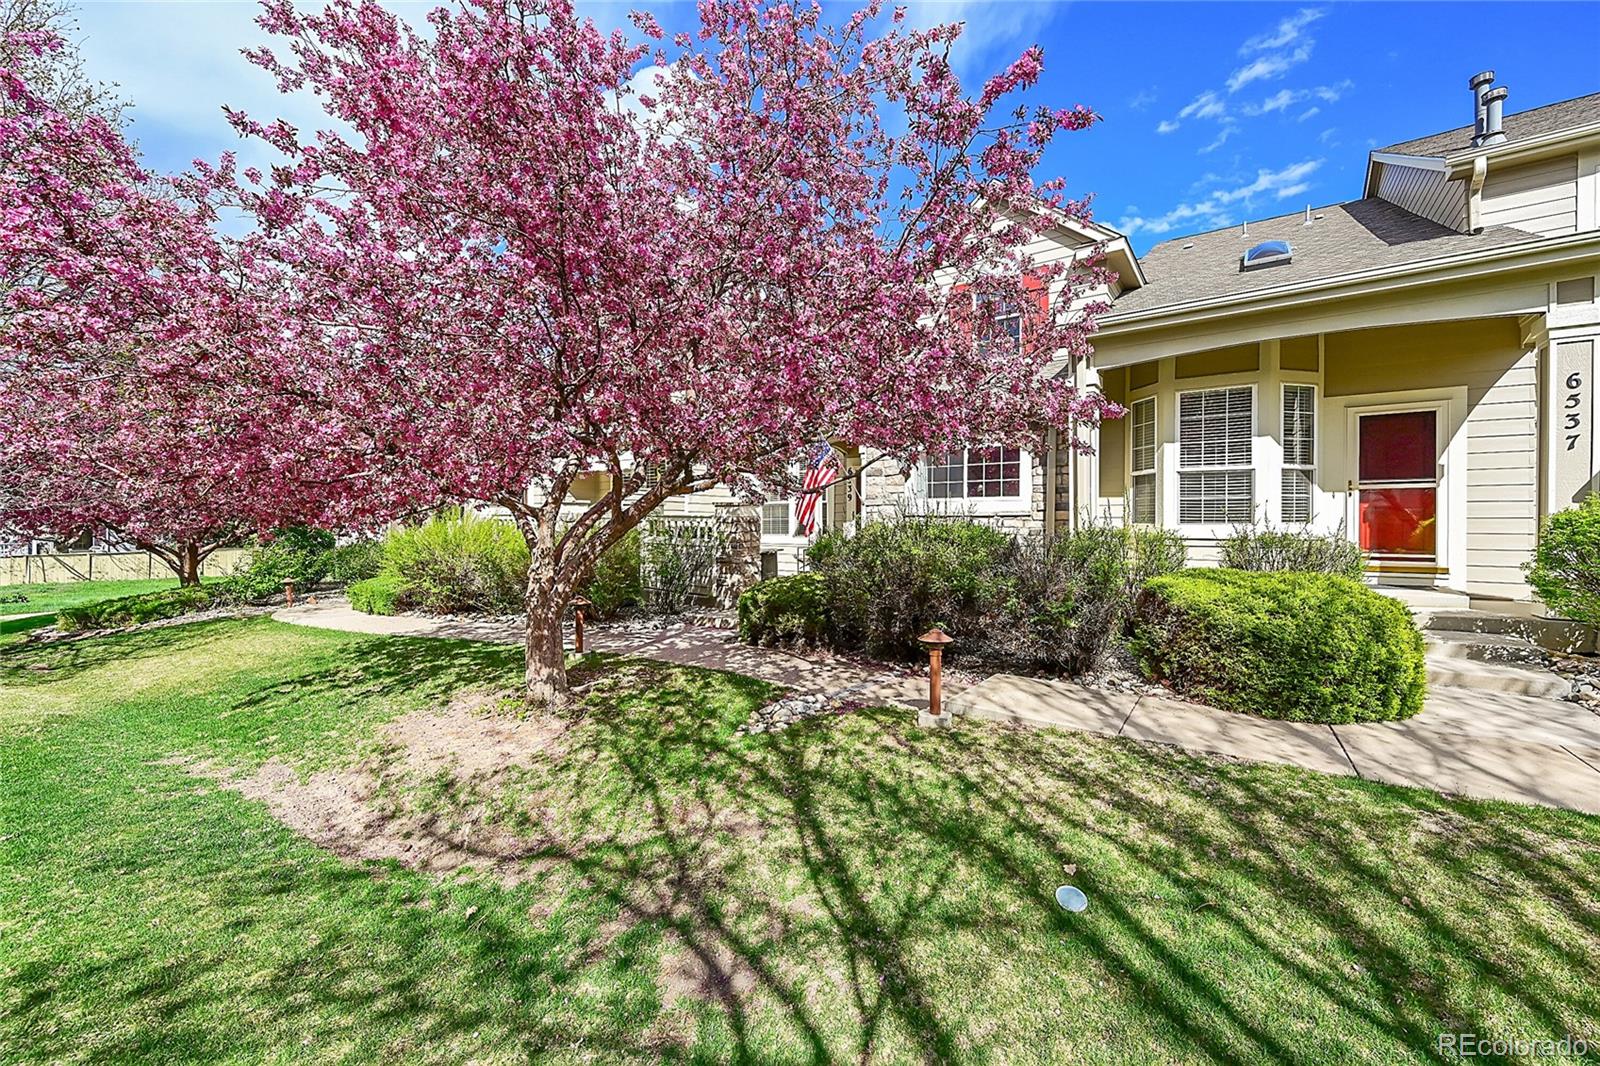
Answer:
1281;384;1316;524
1129;397;1157;525
1177;386;1254;523
761;500;792;537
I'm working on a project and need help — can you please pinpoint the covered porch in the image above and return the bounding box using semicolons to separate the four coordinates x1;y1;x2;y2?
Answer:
1083;267;1600;604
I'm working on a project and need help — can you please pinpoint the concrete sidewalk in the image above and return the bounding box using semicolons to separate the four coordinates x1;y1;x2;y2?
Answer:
950;674;1600;815
274;599;1600;815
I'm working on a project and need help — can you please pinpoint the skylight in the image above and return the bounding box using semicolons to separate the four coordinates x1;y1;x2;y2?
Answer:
1241;240;1292;271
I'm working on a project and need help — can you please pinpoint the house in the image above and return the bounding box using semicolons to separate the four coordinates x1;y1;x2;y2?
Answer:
589;73;1600;608
860;72;1600;607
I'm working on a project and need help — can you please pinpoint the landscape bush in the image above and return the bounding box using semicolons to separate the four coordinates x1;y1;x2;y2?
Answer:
1129;569;1426;723
810;515;1012;661
583;528;642;618
1219;523;1365;578
1526;495;1600;625
348;573;406;616
642;521;720;615
226;527;337;601
56;585;218;632
379;509;529;614
325;539;386;584
737;571;829;646
794;516;1186;670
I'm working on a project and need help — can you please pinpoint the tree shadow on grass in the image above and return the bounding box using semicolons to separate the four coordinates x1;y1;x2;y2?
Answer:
6;636;1600;1064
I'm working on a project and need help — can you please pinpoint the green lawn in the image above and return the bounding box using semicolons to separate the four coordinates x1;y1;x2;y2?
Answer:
0;577;189;617
2;619;1597;1064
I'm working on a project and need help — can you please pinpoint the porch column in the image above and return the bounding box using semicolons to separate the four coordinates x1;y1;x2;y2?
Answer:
1542;282;1600;516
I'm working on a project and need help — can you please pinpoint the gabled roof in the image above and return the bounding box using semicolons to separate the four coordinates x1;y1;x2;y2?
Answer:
1104;198;1542;318
1377;91;1600;159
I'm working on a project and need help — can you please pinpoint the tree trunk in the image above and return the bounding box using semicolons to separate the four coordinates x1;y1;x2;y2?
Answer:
177;543;203;587
523;519;571;706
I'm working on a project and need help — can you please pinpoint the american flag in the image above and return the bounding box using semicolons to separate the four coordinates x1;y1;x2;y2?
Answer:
794;444;839;537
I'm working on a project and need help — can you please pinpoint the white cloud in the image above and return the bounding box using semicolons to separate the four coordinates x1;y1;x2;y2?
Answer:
1298;106;1321;122
1156;119;1180;134
1179;90;1227;121
896;2;1061;74
1118;159;1324;236
1199;124;1238;154
1127;87;1158;111
1248;89;1300;116
1239;8;1324;54
1313;79;1354;102
1226;44;1313;93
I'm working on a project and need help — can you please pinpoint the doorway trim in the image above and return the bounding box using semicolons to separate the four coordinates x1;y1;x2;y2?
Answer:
1327;386;1469;591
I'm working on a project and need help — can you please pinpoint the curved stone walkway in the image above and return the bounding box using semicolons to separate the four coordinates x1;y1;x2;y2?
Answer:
273;599;1600;815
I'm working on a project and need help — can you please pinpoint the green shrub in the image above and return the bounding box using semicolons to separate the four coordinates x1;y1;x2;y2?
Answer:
325;539;386;584
813;515;1013;661
738;572;829;646
226;527;337;601
978;527;1128;674
1130;569;1425;723
1219;523;1365;578
1526;495;1600;625
584;528;642;618
56;585;217;632
642;521;720;615
348;573;406;615
380;509;529;614
1126;527;1188;606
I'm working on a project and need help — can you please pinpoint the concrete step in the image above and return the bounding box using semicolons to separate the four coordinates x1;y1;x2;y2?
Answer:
1424;629;1552;667
1425;656;1573;700
1374;586;1472;610
1417;610;1596;655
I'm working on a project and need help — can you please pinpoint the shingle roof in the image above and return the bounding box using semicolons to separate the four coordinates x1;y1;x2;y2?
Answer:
1105;199;1543;318
1378;91;1600;158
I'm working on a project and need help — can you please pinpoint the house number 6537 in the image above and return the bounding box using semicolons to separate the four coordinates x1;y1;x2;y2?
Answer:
1568;371;1585;452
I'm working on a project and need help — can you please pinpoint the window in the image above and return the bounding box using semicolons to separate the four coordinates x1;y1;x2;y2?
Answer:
1178;386;1254;523
1129;397;1157;525
1281;384;1316;524
760;494;828;538
928;446;1023;500
761;500;792;537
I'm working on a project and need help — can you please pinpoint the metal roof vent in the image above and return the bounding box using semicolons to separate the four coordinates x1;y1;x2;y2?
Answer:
1240;239;1291;271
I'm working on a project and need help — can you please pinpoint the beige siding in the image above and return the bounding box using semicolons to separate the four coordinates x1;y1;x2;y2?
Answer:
1326;319;1538;599
1375;162;1467;232
1481;154;1579;236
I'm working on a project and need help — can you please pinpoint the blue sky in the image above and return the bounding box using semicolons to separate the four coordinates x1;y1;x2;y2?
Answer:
70;1;1600;252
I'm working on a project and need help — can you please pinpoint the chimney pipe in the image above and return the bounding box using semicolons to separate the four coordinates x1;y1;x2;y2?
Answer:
1480;86;1509;146
1469;70;1495;142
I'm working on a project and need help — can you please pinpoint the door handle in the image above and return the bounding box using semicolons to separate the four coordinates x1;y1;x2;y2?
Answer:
1347;480;1355;492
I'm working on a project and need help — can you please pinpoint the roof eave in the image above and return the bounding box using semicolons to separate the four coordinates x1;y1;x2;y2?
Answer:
1442;121;1600;177
1097;230;1600;334
1363;150;1450;197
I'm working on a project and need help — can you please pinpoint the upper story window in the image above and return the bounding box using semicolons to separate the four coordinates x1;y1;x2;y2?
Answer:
1178;386;1254;523
1129;397;1157;525
1281;384;1316;524
929;445;1023;500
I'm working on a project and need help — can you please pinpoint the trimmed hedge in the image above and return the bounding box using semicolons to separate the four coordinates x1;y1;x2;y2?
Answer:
738;572;828;646
56;585;218;633
1526;495;1600;625
349;573;406;616
1130;569;1425;723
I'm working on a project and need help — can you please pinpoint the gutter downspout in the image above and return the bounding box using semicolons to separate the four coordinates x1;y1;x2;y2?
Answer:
1467;155;1488;232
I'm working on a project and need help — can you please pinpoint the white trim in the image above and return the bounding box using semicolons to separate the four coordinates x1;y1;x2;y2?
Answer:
1368;150;1449;173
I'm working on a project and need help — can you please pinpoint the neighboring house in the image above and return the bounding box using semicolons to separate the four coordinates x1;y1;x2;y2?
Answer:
568;73;1600;607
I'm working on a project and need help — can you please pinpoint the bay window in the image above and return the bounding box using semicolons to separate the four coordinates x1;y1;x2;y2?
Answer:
1177;386;1254;524
1281;384;1316;524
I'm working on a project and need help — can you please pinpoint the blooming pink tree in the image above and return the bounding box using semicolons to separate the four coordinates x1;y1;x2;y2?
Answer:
223;0;1119;702
0;27;319;583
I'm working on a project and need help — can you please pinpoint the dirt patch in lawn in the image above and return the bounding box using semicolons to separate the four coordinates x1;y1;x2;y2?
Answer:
191;691;573;882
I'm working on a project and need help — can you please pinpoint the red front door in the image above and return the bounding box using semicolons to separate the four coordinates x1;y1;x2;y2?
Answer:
1356;410;1439;561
